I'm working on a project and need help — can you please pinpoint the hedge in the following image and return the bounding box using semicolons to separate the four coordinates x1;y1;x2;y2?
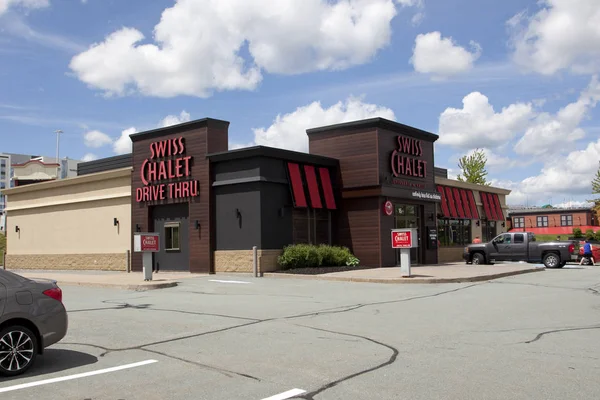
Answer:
277;244;360;269
0;233;5;255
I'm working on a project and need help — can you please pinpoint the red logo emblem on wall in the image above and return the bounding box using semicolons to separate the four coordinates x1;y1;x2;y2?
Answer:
383;200;394;216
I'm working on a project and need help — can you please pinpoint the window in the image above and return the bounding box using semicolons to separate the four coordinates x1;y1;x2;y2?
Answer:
438;219;471;246
513;217;524;228
560;215;573;226
292;208;331;245
164;222;180;251
514;234;524;243
536;216;548;227
494;233;512;244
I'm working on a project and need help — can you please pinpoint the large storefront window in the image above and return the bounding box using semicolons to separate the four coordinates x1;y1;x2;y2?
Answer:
481;220;496;242
292;208;331;245
438;219;471;246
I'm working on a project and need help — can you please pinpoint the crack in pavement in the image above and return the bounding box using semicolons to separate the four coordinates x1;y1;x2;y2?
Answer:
291;325;398;400
62;283;480;388
523;325;600;344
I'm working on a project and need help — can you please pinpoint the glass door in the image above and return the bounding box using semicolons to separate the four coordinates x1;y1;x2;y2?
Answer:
394;204;422;265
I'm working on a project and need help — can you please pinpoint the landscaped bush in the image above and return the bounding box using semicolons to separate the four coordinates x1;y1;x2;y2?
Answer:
0;233;6;255
585;229;595;240
278;244;360;269
573;228;583;238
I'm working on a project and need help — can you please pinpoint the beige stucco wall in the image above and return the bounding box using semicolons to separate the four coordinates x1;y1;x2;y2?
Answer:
1;168;132;270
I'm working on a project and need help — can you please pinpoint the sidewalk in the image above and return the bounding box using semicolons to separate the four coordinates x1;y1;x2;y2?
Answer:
7;269;202;291
264;263;546;284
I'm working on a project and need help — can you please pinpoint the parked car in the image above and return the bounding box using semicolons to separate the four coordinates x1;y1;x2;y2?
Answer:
463;232;577;269
0;269;68;377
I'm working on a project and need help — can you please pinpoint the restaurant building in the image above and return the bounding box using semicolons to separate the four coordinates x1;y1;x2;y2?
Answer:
1;117;510;272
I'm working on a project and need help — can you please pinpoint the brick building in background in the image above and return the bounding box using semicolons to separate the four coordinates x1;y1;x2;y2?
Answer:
507;206;599;235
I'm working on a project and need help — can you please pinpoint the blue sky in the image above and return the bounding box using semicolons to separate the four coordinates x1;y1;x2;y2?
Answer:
1;0;599;206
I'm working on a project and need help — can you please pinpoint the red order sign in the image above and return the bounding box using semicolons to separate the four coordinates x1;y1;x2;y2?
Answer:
141;234;160;252
392;230;412;249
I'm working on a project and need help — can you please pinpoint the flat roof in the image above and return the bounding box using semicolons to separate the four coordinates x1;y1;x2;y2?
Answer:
508;207;592;215
207;145;339;166
129;118;230;142
306;117;439;141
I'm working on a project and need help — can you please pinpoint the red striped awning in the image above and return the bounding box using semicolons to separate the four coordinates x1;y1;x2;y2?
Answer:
459;189;473;219
444;187;458;218
487;193;500;220
452;187;466;218
480;191;493;220
287;162;307;208
491;193;504;220
437;185;451;217
318;167;337;210
303;165;323;209
467;190;480;219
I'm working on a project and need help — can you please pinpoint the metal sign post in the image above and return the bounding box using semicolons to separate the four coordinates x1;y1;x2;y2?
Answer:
391;228;418;277
133;232;160;281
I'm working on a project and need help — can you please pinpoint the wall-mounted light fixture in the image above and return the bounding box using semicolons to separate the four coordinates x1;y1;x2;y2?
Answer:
135;224;141;232
502;222;506;228
236;209;241;219
476;220;480;227
15;225;20;233
428;213;434;221
195;220;200;230
279;208;285;218
114;218;119;226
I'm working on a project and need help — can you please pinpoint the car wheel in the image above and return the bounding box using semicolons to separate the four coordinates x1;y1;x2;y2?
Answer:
0;325;38;377
543;253;560;269
472;253;485;265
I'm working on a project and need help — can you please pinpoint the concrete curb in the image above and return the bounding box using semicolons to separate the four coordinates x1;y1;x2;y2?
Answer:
54;281;179;291
263;267;545;284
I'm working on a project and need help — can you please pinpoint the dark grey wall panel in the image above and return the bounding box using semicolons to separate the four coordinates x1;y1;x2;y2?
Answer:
213;157;261;183
215;183;262;250
78;154;132;176
260;181;293;249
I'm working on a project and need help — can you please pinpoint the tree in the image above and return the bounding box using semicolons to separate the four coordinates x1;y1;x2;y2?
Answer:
456;148;491;186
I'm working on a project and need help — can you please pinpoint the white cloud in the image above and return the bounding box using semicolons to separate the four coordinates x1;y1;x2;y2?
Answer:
158;110;191;128
83;130;113;148
514;75;600;157
410;31;481;79
235;96;396;152
113;127;137;155
0;0;48;15
437;92;534;149
81;153;98;162
508;0;600;75
554;200;594;208
69;0;420;98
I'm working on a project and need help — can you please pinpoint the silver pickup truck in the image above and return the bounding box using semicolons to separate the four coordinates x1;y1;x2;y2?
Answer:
463;232;577;268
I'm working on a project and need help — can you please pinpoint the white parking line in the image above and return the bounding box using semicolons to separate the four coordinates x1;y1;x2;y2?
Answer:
209;279;252;284
0;359;158;393
261;388;307;400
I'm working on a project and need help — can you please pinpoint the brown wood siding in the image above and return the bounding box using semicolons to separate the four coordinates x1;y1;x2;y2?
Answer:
131;121;228;273
308;128;379;189
338;197;380;267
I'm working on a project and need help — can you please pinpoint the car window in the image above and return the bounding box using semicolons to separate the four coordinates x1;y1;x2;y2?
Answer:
514;234;524;243
494;234;511;244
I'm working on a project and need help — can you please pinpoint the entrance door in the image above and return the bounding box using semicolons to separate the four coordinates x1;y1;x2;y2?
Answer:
394;204;422;265
152;203;189;271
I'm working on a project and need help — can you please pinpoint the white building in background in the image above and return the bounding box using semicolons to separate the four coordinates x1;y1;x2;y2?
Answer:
0;153;81;233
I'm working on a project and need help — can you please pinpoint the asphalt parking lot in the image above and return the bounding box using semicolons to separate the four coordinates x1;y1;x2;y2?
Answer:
1;266;600;400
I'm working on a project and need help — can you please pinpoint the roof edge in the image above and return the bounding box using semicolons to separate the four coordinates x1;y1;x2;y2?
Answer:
207;145;339;166
130;118;230;142
306;117;439;141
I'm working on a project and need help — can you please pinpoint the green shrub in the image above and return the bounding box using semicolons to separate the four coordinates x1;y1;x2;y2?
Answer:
573;228;583;238
595;230;600;242
0;233;5;255
585;229;595;240
278;244;359;269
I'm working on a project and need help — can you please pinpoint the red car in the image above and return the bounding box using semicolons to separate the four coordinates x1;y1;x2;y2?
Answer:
577;241;600;262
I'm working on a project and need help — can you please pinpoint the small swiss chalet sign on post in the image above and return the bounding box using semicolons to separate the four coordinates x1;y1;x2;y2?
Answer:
134;233;160;281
